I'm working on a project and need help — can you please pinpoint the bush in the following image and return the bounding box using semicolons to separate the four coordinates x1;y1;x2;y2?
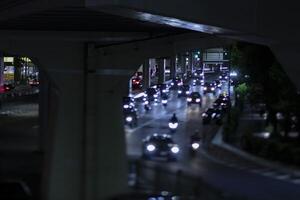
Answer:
223;108;240;143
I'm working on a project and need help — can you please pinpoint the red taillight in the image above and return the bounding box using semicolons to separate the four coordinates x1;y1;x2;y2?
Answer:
0;86;5;93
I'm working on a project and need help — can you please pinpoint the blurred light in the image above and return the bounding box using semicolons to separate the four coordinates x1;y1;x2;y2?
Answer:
171;146;180;153
192;143;200;149
147;144;156;152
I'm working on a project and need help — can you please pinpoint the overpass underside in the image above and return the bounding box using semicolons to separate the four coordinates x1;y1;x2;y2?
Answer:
0;1;299;200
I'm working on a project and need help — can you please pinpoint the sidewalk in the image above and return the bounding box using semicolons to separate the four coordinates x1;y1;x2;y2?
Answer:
205;128;300;185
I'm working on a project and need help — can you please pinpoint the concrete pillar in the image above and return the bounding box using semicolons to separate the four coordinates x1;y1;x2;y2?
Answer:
142;59;150;89
188;52;193;72
157;58;165;84
0;53;4;86
149;58;156;86
38;69;49;152
170;56;176;79
181;55;186;76
38;43;128;200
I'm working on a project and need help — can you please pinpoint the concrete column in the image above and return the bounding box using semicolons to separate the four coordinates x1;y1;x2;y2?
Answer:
38;69;49;152
149;58;156;86
170;56;176;79
181;55;186;76
88;73;129;200
157;58;165;84
37;43;128;200
0;53;4;86
188;52;193;72
142;59;150;89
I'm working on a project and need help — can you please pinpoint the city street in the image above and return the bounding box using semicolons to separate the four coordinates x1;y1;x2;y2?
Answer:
125;72;300;200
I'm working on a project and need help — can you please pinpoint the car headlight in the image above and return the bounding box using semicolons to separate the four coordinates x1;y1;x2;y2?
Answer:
162;99;168;104
171;146;180;154
171;82;174;86
126;116;133;122
225;76;228;79
162;89;166;93
192;143;200;150
144;94;148;97
202;113;208;117
168;122;178;129
211;87;215;91
196;98;201;102
193;80;196;83
123;105;129;109
154;94;158;98
194;73;197;76
146;144;156;152
186;91;190;94
143;101;149;105
178;90;182;94
204;87;207;90
187;98;192;102
201;80;204;83
219;76;222;79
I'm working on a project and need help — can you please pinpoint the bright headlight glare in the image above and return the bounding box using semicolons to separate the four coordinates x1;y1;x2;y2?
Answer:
126;116;133;122
192;143;200;149
178;90;182;94
147;144;156;152
196;98;201;102
171;146;180;154
187;98;192;102
162;100;168;103
212;87;215;91
202;113;207;117
123;105;129;109
186;91;189;94
204;87;207;90
154;94;158;98
168;122;178;129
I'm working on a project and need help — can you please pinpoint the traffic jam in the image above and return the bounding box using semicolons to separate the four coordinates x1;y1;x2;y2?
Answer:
123;70;232;161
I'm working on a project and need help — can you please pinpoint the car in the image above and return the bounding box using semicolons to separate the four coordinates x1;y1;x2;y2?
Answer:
214;94;231;111
192;76;204;86
142;134;180;161
177;85;190;97
124;107;138;127
170;77;183;88
214;80;222;88
193;69;204;78
202;107;223;125
219;73;229;82
203;82;216;94
155;83;169;94
132;77;142;90
3;83;15;91
123;96;136;111
145;88;159;102
187;92;202;107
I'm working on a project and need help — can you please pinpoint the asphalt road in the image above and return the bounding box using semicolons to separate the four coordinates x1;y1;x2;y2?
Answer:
125;72;300;200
